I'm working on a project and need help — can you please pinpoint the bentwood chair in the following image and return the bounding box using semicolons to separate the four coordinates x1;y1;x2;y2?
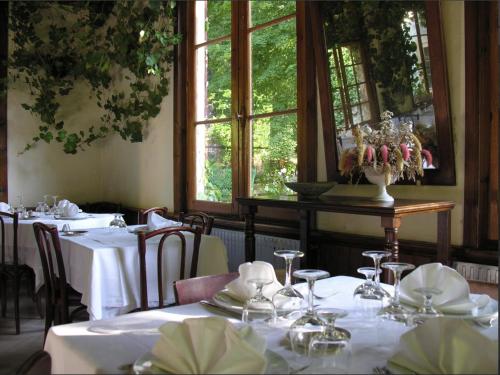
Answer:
0;211;34;334
179;212;215;235
137;226;202;310
33;222;87;340
15;350;51;375
137;207;169;225
174;272;239;305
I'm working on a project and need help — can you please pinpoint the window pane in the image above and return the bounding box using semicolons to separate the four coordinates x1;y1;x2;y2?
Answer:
195;41;232;121
251;114;297;197
251;19;297;115
351;105;362;124
195;1;231;45
354;64;365;83
195;123;232;202
250;1;295;27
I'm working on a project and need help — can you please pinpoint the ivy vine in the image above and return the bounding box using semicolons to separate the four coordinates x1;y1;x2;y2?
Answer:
5;0;180;154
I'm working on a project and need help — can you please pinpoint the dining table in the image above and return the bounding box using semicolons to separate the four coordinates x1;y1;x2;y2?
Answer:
44;276;498;374
1;214;229;320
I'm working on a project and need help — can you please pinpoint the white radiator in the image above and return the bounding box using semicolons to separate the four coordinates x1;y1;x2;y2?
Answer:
453;261;499;284
212;228;300;272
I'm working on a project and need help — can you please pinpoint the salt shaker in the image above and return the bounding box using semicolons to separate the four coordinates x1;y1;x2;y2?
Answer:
62;224;70;232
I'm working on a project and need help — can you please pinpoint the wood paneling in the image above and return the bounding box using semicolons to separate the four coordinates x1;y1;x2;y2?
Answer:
0;2;7;202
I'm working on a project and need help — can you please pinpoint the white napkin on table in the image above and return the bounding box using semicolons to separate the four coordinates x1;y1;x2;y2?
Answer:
400;263;487;314
62;203;80;217
151;316;267;374
388;317;498;374
225;261;283;302
0;202;11;213
147;211;182;231
57;199;70;210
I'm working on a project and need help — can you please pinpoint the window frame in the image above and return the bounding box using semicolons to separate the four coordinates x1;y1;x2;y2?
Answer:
0;2;7;203
178;1;316;216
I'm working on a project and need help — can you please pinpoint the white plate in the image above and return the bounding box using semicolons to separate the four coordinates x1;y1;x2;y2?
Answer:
56;213;90;220
127;225;150;234
212;290;244;313
61;230;88;237
133;349;289;374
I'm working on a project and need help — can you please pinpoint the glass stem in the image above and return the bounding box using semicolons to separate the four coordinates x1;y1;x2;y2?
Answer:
256;283;264;298
307;279;315;314
284;258;292;287
393;270;401;305
374;258;381;287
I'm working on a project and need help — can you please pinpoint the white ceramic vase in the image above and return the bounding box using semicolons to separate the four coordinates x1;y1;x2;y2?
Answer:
363;166;395;202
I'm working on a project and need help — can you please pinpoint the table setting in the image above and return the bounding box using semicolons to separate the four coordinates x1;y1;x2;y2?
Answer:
44;251;498;375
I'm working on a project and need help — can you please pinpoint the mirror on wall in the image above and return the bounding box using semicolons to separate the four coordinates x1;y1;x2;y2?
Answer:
312;1;456;185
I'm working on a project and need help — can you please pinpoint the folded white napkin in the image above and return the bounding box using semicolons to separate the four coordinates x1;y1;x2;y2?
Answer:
151;317;267;374
57;199;70;210
147;211;182;231
62;203;80;217
0;202;11;213
388;317;498;374
225;261;283;302
399;263;486;314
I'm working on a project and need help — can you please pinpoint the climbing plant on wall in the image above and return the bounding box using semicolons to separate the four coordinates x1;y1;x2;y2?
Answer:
5;0;180;154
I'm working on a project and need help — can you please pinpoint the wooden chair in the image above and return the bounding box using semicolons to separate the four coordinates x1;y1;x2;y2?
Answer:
137;207;169;225
0;211;34;334
33;222;87;340
179;212;214;235
15;350;51;375
137;226;202;310
174;272;239;305
468;280;498;300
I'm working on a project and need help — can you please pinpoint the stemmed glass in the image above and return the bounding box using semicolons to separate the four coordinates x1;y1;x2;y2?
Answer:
378;262;415;321
50;195;59;214
42;195;50;214
272;250;304;320
289;269;330;354
353;267;382;299
361;250;391;299
414;287;442;317
109;214;127;229
242;278;276;325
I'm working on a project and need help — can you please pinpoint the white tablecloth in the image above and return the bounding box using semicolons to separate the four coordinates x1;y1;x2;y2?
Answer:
59;227;228;320
44;276;498;374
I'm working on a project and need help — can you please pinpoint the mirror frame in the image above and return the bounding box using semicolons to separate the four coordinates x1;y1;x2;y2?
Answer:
311;1;456;185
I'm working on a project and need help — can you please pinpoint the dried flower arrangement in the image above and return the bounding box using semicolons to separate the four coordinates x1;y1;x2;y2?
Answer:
339;111;433;185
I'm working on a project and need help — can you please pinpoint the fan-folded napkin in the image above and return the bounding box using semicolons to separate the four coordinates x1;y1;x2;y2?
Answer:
0;202;11;212
400;263;485;314
57;199;70;210
388;317;498;374
151;316;267;374
62;203;80;217
225;261;283;302
147;212;182;230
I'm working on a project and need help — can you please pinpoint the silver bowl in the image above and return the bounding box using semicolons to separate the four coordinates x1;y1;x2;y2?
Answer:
285;182;336;199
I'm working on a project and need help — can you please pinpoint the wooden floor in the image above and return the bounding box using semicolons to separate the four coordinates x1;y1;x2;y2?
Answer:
0;280;45;375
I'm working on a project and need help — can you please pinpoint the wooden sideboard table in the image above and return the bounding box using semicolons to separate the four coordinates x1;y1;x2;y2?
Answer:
237;195;455;279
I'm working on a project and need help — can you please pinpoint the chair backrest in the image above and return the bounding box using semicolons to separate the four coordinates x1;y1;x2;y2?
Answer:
137;207;168;225
32;222;69;323
174;272;239;305
179;212;214;235
468;280;498;300
16;350;51;375
137;226;202;310
0;210;18;267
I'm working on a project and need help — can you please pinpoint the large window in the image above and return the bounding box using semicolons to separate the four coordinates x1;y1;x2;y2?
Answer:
187;1;306;214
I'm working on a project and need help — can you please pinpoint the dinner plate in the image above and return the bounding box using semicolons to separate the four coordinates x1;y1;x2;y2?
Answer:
212;290;244;313
127;225;150;234
61;230;88;237
55;213;90;220
132;349;289;374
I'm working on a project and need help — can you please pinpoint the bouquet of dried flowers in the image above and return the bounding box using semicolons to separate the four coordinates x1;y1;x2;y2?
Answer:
339;111;432;185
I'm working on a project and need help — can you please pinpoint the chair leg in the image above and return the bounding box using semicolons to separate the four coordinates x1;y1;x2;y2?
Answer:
1;274;6;318
35;287;45;319
43;301;53;343
14;273;20;335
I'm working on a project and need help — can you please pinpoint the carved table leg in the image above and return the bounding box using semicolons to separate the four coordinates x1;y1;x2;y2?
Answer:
437;210;451;266
381;217;401;284
243;205;257;262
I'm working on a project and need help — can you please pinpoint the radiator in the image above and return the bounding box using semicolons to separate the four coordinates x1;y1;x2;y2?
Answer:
453;261;499;284
212;228;300;272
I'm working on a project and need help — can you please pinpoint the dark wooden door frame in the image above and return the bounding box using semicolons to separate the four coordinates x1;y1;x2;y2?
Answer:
463;1;498;250
0;2;7;203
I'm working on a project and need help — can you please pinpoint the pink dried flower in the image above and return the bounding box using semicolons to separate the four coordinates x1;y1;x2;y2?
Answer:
380;145;389;163
400;143;410;161
421;149;433;166
365;146;373;163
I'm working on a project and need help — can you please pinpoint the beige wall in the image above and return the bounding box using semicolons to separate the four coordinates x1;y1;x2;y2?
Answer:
316;1;465;245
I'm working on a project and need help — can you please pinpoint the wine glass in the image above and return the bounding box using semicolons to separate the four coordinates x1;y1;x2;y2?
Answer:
272;250;304;320
308;308;351;373
289;269;330;354
42;195;50;214
361;250;392;299
109;213;127;229
50;195;59;214
15;193;25;214
415;287;442;317
242;278;276;325
353;267;382;299
378;262;415;321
